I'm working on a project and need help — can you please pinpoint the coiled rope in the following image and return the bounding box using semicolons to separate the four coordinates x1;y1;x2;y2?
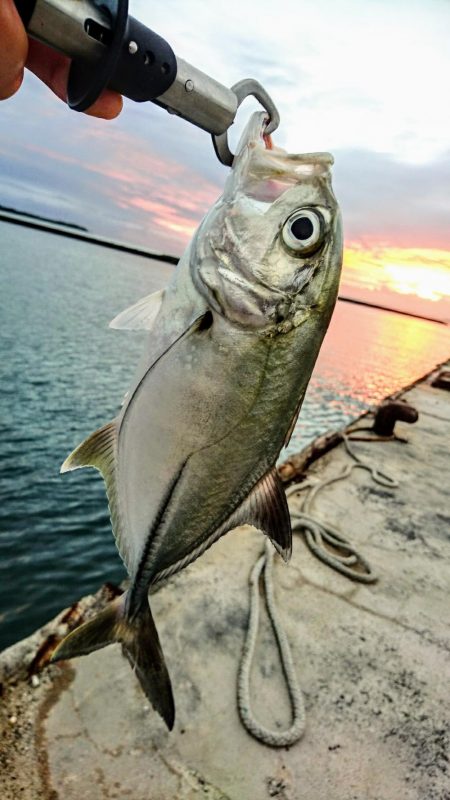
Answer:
237;434;398;747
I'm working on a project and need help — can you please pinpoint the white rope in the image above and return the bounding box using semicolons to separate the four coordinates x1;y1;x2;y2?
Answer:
237;433;397;747
237;539;306;747
286;435;397;583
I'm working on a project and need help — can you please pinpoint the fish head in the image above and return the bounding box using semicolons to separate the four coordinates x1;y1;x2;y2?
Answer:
191;112;343;334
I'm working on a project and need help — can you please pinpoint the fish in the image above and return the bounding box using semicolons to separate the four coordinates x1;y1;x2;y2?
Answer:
51;111;343;730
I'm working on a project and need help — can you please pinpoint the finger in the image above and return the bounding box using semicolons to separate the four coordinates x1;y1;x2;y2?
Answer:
26;39;70;101
26;39;123;120
0;0;29;100
85;89;123;120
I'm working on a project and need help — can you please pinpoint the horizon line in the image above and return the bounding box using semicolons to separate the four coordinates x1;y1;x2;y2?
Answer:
1;207;446;327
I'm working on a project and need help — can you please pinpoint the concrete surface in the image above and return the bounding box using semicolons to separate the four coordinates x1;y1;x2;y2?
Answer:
1;363;449;800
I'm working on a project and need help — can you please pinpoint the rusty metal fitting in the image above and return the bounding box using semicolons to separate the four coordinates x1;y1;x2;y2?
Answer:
372;399;419;437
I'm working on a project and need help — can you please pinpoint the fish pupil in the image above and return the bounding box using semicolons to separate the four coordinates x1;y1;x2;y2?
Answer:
291;217;314;240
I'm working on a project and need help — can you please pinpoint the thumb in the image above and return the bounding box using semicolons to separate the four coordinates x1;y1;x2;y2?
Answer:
0;0;29;100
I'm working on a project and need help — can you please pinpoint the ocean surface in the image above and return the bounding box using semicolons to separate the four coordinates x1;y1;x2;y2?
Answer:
1;220;450;651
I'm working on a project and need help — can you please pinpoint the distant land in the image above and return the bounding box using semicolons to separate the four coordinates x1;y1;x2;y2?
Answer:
338;295;446;326
0;206;178;265
0;206;446;326
0;204;89;232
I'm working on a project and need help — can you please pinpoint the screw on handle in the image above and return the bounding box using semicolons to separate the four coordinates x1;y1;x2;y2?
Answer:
108;15;177;103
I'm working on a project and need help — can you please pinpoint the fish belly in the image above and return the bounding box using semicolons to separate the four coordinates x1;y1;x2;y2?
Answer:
117;320;269;579
122;315;324;586
148;327;312;578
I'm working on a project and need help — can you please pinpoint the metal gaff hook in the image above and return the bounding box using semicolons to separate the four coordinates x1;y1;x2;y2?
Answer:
212;79;281;167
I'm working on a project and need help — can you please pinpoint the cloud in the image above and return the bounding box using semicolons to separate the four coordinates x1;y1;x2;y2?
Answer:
333;148;450;249
1;1;450;266
132;0;450;162
0;77;223;253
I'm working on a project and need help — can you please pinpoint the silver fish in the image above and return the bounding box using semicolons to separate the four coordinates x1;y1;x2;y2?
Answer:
51;112;343;729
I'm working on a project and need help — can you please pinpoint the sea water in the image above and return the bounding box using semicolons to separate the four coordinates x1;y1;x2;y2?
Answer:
1;221;449;649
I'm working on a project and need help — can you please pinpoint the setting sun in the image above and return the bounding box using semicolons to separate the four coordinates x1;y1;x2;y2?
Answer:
342;245;450;321
382;253;450;302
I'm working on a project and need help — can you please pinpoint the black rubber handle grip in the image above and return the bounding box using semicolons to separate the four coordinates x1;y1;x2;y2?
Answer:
109;16;177;102
12;0;177;110
13;0;37;27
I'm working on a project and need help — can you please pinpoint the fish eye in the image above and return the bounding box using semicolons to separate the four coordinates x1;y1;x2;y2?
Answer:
282;208;325;255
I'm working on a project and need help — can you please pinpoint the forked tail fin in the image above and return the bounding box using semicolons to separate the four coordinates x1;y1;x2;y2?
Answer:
51;592;175;730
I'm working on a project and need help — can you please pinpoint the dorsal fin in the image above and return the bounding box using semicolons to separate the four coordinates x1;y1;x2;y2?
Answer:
60;421;131;570
109;289;164;331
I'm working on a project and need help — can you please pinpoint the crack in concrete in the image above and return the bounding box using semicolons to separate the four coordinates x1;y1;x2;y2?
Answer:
299;574;450;653
419;410;450;422
159;753;233;799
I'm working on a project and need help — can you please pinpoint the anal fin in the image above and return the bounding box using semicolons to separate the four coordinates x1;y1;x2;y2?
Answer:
229;467;292;561
153;467;292;586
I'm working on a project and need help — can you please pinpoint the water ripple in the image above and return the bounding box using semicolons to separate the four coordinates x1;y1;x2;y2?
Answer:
1;222;449;649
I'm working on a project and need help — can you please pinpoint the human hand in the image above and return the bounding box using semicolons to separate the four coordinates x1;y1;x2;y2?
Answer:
0;0;123;119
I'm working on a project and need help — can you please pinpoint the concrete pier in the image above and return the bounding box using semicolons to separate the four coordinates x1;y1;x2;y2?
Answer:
1;361;449;800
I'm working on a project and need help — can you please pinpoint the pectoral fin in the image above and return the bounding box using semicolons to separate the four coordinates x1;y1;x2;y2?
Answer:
109;289;164;331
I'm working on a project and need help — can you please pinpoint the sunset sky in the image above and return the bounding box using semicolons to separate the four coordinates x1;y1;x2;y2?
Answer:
1;0;449;321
